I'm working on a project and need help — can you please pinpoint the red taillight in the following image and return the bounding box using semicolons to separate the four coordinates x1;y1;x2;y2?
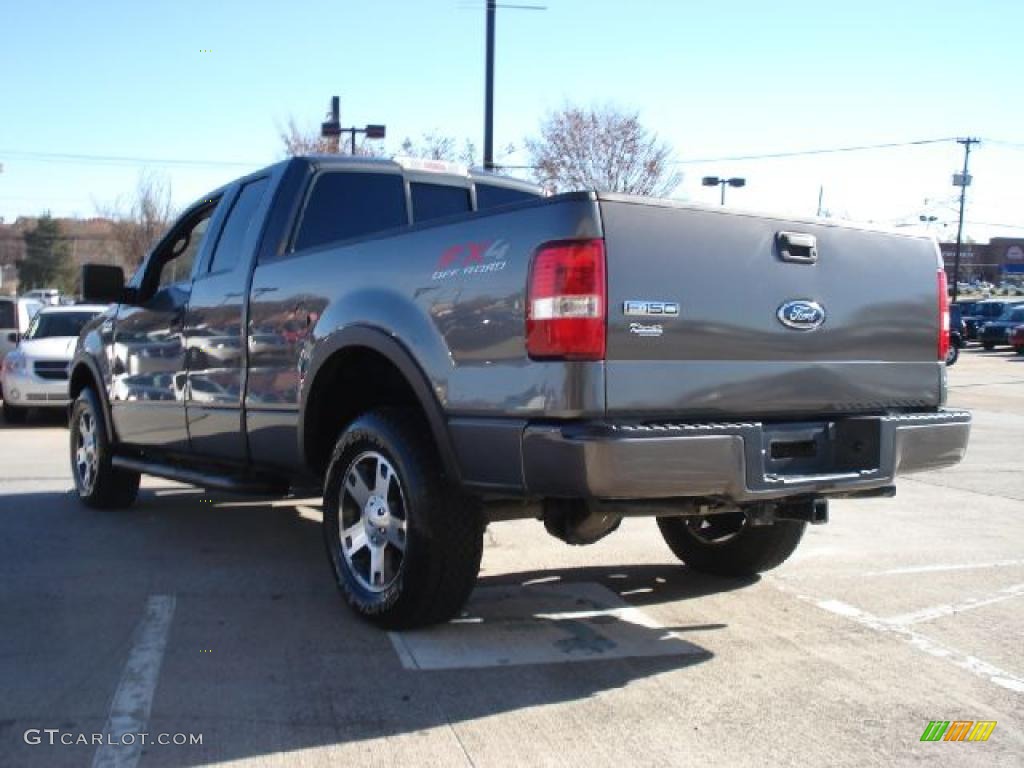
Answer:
526;239;606;360
938;269;950;361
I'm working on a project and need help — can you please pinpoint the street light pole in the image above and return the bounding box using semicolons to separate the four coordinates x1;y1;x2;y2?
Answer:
320;96;386;157
951;137;980;303
701;176;746;205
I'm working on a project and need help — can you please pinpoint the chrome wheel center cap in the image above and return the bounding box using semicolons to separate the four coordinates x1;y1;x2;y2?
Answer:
364;495;390;527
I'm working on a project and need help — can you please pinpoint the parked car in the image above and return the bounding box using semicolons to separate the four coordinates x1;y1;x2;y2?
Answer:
0;297;44;382
946;304;966;365
21;288;61;306
978;305;1024;350
963;298;1024;340
1;304;107;423
69;155;970;629
1010;325;1024;355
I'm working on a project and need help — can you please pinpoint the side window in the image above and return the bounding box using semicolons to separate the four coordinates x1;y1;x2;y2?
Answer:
294;172;406;252
411;182;471;223
476;184;539;210
157;207;216;290
208;179;269;273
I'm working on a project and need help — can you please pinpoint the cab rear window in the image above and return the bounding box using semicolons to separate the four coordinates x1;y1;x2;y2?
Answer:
295;172;407;251
476;184;538;210
411;183;471;224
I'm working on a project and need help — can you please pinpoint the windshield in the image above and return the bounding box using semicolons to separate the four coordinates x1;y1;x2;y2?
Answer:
25;311;100;340
1007;308;1024;323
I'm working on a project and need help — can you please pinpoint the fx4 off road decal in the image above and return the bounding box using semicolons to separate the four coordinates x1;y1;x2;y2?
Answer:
433;240;509;281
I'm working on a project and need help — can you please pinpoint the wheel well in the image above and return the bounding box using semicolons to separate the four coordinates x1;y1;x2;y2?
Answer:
303;346;432;478
68;364;95;402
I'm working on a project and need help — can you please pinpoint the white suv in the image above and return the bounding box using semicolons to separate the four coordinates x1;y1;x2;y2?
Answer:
1;304;106;423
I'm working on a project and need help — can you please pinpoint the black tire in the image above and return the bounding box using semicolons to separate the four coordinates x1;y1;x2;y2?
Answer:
69;388;140;509
945;344;959;366
322;407;484;629
3;402;29;424
982;342;995;351
657;512;806;577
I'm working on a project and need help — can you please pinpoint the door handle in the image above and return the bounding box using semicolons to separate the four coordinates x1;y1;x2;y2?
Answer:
169;309;186;332
777;231;818;264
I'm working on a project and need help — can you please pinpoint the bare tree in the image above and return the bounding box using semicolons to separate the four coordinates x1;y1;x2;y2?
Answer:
399;133;478;165
98;172;175;270
526;104;681;196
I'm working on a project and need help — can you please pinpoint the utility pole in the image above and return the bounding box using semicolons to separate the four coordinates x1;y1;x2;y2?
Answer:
323;97;341;154
482;2;545;172
484;0;496;170
951;137;980;302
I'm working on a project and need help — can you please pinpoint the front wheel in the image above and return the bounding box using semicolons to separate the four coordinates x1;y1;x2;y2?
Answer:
982;342;995;351
70;388;140;509
657;512;806;577
322;408;484;629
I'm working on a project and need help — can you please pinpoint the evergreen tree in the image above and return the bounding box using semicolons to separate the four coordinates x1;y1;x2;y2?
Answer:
19;213;76;294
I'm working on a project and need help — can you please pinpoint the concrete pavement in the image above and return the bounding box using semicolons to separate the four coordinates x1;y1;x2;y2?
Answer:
0;348;1021;766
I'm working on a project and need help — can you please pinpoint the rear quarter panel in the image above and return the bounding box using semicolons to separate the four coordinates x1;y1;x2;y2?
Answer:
245;194;606;471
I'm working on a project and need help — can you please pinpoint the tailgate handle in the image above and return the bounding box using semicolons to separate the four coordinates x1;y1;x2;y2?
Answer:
777;231;818;264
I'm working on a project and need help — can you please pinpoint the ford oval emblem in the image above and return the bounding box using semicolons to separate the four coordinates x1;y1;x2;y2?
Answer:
777;300;826;331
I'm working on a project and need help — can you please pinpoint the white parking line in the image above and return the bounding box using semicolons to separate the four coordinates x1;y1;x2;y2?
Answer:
887;583;1024;626
92;595;177;768
864;559;1024;576
805;596;1024;694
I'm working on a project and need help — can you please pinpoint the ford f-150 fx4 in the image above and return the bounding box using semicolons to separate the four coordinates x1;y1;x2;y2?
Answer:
70;155;971;628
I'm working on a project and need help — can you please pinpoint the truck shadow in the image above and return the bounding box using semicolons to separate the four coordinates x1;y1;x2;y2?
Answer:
0;486;749;766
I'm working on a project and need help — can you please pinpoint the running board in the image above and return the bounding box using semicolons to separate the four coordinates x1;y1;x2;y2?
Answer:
111;455;289;495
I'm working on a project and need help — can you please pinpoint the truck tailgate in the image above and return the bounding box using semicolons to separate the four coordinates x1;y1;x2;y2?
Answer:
600;195;943;419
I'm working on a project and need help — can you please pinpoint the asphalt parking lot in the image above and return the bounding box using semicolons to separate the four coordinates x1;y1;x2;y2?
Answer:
1;348;1022;767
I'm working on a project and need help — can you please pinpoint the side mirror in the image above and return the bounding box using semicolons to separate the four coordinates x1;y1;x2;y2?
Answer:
81;264;126;304
6;332;17;344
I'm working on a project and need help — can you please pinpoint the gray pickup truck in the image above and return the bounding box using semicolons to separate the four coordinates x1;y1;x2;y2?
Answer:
71;155;970;628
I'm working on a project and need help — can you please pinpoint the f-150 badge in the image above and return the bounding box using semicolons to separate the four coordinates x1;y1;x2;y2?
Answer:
623;301;679;317
777;300;826;330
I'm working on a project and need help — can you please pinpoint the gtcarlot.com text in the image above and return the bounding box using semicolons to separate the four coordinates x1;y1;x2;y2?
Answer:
24;729;202;746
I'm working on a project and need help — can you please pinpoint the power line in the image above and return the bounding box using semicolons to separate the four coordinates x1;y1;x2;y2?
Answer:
0;149;259;169
985;139;1024;150
671;137;959;165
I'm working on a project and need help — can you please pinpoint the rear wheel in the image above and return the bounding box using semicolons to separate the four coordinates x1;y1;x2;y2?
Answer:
3;402;29;424
322;408;484;629
70;388;140;509
982;342;995;350
657;512;806;576
945;344;959;366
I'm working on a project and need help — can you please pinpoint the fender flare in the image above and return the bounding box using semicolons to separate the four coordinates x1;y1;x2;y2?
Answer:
69;355;118;444
299;325;461;484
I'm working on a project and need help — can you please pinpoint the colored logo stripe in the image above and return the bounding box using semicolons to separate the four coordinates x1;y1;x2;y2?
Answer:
968;721;997;742
920;720;997;742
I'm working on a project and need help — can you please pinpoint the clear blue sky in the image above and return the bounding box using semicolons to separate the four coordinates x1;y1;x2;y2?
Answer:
1;0;1022;239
